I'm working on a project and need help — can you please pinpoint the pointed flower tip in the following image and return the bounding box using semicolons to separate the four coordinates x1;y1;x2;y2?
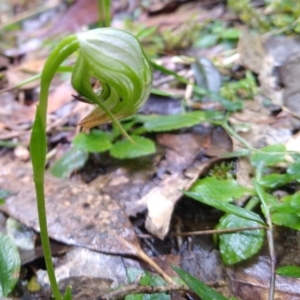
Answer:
71;28;152;130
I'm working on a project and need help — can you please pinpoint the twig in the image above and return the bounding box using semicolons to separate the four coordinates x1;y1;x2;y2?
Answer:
137;226;268;238
96;283;190;300
114;234;175;285
254;179;276;300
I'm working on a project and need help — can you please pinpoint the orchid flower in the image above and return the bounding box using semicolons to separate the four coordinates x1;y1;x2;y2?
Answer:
29;28;152;300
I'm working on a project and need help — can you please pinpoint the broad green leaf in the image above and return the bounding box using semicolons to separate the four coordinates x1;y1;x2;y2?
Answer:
271;203;300;214
49;148;88;178
276;265;300;278
173;267;229;300
269;192;300;229
217;214;265;265
190;177;248;202
220;28;241;39
184;191;265;224
290;192;300;206
287;162;300;180
110;136;155;159
250;144;286;167
0;233;20;297
259;173;294;188
72;130;112;153
272;212;300;230
194;34;219;49
144;111;223;132
268;193;300;214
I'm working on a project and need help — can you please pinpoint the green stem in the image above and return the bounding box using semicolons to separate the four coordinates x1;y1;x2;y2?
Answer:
30;35;79;300
222;121;256;151
245;197;260;211
97;0;111;27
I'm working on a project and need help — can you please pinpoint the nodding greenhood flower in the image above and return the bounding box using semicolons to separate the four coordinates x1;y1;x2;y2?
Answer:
36;28;152;134
72;28;152;130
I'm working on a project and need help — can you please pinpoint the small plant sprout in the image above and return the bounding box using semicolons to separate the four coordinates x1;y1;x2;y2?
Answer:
30;28;152;300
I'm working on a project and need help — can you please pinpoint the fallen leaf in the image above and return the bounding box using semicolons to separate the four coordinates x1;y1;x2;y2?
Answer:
0;156;139;255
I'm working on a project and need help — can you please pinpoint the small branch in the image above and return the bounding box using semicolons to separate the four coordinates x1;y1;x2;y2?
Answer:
254;180;276;300
137;226;268;239
114;234;175;285
136;248;175;285
96;283;190;300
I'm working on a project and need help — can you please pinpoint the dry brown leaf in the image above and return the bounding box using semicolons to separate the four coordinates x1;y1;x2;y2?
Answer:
0;156;139;255
229;255;300;300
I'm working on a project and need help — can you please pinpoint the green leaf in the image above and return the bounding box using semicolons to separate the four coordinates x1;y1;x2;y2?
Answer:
269;192;300;229
194;34;219;49
259;173;294;188
110;136;155;159
276;265;300;278
190;177;248;202
250;144;286;167
287;162;300;180
220;28;241;39
290;192;300;206
173;267;229;300
72;130;112;152
126;268;169;300
49;148;88;178
271;212;300;230
217;214;265;265
184;191;265;224
144;111;223;132
0;233;21;297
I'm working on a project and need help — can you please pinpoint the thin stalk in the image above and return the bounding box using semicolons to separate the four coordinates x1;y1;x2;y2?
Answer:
97;0;111;27
222;121;256;151
245;197;260;211
30;36;79;300
254;179;276;300
0;66;73;95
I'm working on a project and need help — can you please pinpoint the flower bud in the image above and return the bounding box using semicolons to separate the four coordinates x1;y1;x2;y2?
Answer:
71;28;152;130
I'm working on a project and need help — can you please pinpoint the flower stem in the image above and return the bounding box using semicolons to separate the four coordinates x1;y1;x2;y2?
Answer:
30;36;79;300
